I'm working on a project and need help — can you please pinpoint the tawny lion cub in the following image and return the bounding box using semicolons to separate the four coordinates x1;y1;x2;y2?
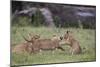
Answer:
24;34;65;53
12;34;40;54
63;31;82;54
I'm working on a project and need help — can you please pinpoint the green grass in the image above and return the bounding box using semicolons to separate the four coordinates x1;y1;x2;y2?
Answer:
11;26;96;66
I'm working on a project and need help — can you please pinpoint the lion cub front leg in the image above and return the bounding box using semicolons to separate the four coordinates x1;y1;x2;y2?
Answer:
70;48;74;55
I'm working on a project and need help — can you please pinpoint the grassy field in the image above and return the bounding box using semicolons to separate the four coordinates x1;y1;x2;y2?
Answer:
11;26;96;66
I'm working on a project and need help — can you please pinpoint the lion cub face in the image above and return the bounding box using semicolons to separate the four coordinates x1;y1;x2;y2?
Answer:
60;31;73;45
51;35;63;42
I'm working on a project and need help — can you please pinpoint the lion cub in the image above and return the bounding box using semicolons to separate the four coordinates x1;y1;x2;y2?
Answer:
63;31;82;54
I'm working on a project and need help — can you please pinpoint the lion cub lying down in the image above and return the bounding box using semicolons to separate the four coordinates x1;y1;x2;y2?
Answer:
12;34;40;54
24;34;65;53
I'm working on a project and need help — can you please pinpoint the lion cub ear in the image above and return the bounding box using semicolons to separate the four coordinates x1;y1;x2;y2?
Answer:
67;31;68;33
66;30;70;34
66;30;73;34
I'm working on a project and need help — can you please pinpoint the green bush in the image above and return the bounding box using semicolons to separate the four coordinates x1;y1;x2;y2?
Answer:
32;9;44;27
12;16;31;27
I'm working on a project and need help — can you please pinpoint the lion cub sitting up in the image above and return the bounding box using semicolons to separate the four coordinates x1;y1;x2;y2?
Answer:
63;31;82;54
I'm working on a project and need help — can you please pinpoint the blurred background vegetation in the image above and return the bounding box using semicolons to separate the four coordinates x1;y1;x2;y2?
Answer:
11;1;96;29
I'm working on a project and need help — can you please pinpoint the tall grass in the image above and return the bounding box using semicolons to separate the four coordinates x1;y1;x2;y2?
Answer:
11;27;96;66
